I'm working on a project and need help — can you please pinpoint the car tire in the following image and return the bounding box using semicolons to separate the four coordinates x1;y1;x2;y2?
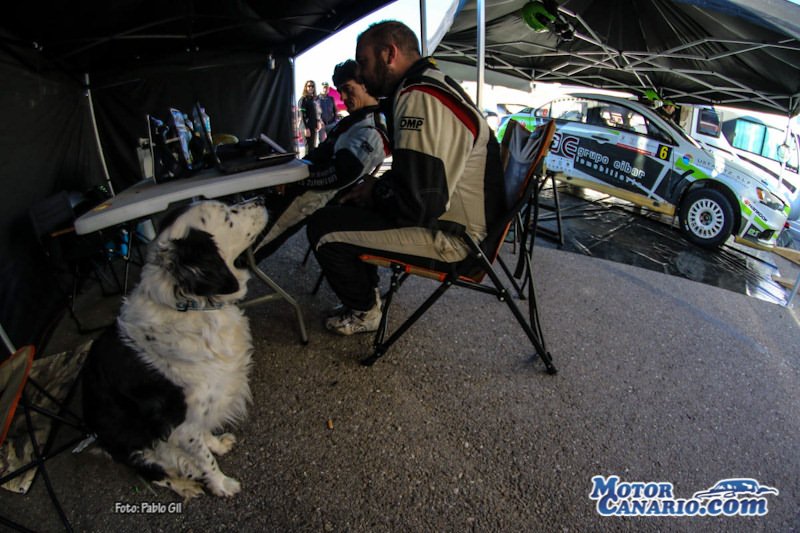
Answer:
679;187;734;248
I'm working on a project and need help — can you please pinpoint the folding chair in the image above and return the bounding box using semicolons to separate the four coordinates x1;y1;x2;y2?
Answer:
29;191;123;333
359;120;557;373
1;339;91;533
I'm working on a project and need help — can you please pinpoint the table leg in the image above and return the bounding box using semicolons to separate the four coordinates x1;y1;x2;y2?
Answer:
241;248;309;344
786;270;800;308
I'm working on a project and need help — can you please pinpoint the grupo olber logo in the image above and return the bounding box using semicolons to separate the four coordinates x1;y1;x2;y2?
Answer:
589;476;778;517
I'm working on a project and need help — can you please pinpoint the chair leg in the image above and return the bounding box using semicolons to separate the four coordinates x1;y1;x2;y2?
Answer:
303;244;327;295
0;358;91;532
20;393;74;532
311;272;325;295
302;244;314;266
362;269;452;367
0;513;38;532
467;237;557;374
498;281;557;374
498;219;527;299
372;265;400;347
550;174;565;248
362;265;400;366
0;364;90;486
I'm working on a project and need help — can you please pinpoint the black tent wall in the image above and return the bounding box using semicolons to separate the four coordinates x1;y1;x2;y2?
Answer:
0;44;294;351
0;41;108;350
91;50;295;193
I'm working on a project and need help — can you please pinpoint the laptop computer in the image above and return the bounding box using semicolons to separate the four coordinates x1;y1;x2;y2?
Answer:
193;102;296;174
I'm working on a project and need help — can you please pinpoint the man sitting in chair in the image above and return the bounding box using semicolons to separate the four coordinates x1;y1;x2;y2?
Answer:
306;20;505;335
253;60;390;261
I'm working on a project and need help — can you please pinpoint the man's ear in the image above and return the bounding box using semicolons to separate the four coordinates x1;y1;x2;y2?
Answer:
384;44;397;65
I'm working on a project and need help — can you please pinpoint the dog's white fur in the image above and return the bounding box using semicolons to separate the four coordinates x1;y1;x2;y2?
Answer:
117;199;266;499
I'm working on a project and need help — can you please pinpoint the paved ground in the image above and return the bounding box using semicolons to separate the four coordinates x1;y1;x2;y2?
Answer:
2;230;798;532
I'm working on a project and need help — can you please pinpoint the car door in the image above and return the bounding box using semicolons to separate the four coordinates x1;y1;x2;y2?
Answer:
573;99;677;204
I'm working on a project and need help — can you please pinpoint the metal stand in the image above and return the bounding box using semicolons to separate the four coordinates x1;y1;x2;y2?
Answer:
241;249;308;344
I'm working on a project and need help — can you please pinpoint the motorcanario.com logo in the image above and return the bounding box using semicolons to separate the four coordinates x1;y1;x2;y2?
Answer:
590;476;778;517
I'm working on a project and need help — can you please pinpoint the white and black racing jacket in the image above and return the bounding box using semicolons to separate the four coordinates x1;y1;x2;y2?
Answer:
302;105;389;190
253;105;390;253
372;58;505;244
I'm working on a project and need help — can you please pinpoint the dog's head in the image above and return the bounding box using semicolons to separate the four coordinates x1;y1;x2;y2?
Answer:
143;198;268;308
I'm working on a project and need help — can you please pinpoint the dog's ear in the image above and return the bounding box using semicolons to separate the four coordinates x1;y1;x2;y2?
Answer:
165;228;240;296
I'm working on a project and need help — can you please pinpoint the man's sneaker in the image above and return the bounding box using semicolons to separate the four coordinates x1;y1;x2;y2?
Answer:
325;288;382;319
325;302;382;336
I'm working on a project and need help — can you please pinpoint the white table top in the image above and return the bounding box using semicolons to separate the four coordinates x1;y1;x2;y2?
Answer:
75;159;309;234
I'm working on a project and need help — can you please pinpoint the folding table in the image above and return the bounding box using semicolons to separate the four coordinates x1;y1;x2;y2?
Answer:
75;159;311;342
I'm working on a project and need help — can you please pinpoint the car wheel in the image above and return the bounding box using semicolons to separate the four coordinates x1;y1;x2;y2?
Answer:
679;188;734;248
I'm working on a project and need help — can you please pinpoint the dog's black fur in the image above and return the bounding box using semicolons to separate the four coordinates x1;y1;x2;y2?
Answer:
82;324;187;481
80;199;267;498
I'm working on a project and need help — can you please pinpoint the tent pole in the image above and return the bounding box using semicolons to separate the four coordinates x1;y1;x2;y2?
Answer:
84;73;115;196
420;0;428;56
1;322;16;355
476;0;485;110
291;54;301;156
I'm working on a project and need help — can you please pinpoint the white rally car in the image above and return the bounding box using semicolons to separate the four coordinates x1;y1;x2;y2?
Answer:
502;94;789;248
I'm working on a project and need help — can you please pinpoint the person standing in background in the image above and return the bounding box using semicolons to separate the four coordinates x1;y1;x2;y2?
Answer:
253;60;389;262
657;100;678;123
317;81;338;143
327;85;347;118
298;80;320;153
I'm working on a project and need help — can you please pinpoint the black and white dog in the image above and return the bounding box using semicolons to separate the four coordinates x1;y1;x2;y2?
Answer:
82;198;267;499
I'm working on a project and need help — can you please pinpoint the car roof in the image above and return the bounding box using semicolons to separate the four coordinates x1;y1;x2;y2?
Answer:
560;92;681;133
567;92;656;113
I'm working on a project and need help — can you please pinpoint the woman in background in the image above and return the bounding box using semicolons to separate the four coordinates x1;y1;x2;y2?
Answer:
298;80;320;151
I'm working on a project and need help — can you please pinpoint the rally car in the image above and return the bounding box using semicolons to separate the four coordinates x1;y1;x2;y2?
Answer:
498;94;790;248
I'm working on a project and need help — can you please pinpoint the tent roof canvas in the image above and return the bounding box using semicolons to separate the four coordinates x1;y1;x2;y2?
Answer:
432;0;800;116
1;0;393;76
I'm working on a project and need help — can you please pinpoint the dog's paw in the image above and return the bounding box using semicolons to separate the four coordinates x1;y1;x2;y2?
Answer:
208;475;241;497
207;433;237;456
154;477;204;501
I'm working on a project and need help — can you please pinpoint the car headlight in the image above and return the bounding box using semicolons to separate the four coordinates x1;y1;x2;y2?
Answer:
756;187;786;211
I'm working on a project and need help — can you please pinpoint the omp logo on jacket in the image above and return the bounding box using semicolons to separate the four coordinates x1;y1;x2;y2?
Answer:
400;116;425;130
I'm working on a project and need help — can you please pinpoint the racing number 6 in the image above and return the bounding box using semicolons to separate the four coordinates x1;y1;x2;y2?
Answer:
657;144;672;160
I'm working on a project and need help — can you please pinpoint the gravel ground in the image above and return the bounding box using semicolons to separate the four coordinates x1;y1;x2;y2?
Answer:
2;233;798;532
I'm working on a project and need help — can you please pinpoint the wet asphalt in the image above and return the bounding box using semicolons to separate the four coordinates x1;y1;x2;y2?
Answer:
1;220;798;533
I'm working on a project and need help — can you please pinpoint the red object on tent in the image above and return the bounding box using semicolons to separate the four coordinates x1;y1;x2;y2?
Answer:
328;87;347;113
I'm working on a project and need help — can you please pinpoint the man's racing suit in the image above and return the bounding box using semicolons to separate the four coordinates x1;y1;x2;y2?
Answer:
253;105;389;261
307;58;505;311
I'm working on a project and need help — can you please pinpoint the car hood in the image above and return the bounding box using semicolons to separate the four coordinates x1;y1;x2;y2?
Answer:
700;143;788;199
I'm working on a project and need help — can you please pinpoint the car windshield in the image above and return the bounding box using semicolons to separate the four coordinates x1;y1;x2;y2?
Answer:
666;118;703;148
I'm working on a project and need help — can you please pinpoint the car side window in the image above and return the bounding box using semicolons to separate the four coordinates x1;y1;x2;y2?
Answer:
534;105;549;118
593;103;651;136
583;102;632;131
645;120;676;145
584;103;606;126
551;99;585;122
625;111;649;135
